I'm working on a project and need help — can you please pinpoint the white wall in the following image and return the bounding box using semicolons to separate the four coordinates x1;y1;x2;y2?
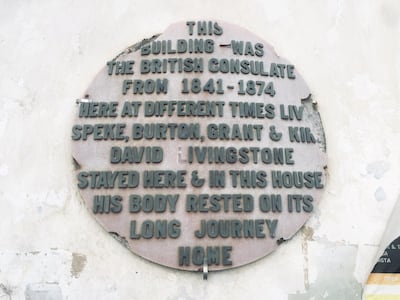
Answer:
0;0;399;299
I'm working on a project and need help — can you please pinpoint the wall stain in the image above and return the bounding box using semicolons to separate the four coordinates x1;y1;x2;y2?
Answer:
0;283;12;300
366;160;390;179
289;241;361;300
25;283;62;300
70;253;87;278
301;226;314;289
301;94;327;153
375;187;386;201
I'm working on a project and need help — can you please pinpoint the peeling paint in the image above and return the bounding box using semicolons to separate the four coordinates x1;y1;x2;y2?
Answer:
71;253;87;278
366;161;390;179
374;187;386;202
301;94;327;153
25;283;62;300
277;237;289;245
113;34;161;61
301;227;314;289
109;232;130;250
289;243;362;299
302;226;314;241
0;2;398;299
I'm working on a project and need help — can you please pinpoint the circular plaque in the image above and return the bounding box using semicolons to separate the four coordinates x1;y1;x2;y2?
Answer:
71;20;327;271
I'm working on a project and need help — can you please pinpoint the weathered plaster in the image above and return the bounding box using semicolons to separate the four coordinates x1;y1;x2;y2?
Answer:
70;253;87;278
25;283;62;300
0;0;399;299
290;241;362;299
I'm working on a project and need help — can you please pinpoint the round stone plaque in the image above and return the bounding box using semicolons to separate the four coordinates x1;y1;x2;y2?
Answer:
71;20;327;271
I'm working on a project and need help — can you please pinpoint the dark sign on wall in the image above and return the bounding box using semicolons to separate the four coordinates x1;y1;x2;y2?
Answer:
71;20;327;272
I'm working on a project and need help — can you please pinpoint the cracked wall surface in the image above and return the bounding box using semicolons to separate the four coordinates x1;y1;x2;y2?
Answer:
0;0;399;299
